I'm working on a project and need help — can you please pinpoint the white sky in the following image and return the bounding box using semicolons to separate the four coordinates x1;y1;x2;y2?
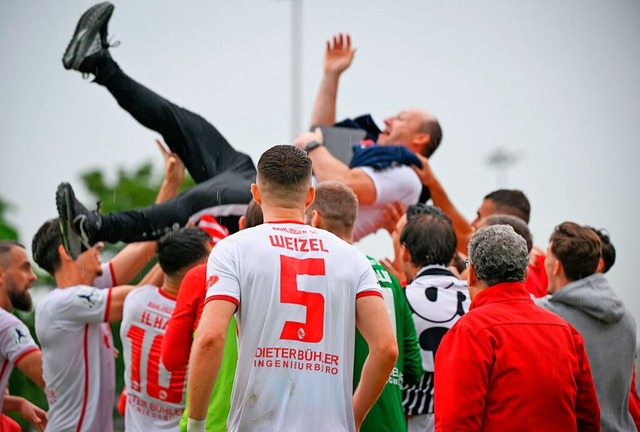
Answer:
1;0;639;344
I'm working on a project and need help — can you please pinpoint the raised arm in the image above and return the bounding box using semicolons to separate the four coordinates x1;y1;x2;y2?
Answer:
413;154;473;254
294;129;377;204
109;140;186;284
309;33;356;128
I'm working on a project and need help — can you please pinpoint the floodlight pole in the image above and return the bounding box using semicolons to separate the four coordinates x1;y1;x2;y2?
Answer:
290;0;303;142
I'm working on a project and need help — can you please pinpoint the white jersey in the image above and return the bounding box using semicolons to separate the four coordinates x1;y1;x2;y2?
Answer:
0;308;39;408
353;165;421;241
205;221;382;432
120;285;185;431
35;262;116;432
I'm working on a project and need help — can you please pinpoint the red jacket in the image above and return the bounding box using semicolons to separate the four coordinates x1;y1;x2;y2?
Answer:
161;264;208;371
435;282;600;432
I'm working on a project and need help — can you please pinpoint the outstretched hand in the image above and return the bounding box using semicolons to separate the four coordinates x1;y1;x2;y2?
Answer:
155;139;185;186
324;33;356;76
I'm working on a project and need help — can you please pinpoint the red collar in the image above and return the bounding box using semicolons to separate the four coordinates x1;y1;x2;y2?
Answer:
470;282;531;311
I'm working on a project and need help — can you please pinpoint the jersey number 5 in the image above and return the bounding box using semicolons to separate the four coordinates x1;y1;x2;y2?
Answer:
126;325;185;404
279;255;325;343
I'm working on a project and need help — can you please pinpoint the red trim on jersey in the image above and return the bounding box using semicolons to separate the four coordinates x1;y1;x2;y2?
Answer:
76;324;90;432
158;287;177;300
13;347;40;366
0;359;9;383
109;261;117;287
356;290;383;299
103;288;113;322
204;295;239;307
266;220;305;225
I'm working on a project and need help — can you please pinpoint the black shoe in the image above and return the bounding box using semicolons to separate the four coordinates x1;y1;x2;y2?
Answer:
56;183;102;259
62;2;115;73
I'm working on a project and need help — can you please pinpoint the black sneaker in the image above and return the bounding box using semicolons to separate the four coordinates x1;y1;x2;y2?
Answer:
56;183;102;259
62;2;115;73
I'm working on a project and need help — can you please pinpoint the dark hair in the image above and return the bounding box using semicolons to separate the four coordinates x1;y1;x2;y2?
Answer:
256;145;312;205
406;203;449;223
157;227;211;276
244;199;264;229
587;227;615;273
482;214;533;253
469;225;529;286
307;181;358;238
484;189;531;224
419;117;443;158
550;222;601;281
0;240;24;267
400;212;457;268
32;219;63;275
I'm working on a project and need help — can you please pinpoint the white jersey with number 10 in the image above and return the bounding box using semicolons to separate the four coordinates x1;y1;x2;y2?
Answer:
120;285;186;431
205;221;382;432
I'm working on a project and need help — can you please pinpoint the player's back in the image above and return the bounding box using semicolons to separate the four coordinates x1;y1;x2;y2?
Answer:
206;221;381;432
120;285;186;431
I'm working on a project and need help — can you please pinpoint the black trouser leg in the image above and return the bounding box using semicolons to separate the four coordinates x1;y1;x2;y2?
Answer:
94;56;252;184
98;170;254;242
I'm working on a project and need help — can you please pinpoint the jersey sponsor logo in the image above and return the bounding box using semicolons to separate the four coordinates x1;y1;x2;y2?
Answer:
10;324;33;346
73;287;100;309
206;275;220;290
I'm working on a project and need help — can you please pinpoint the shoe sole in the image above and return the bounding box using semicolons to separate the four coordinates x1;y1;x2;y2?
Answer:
62;2;114;70
56;183;86;259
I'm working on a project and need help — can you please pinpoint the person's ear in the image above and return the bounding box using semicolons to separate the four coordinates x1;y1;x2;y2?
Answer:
596;257;605;273
310;210;322;228
250;183;262;206
238;215;246;231
305;186;316;208
401;244;410;263
553;260;562;277
58;244;73;262
412;133;431;153
468;263;478;287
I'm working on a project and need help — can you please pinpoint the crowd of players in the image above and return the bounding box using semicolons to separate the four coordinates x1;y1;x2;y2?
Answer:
1;2;639;431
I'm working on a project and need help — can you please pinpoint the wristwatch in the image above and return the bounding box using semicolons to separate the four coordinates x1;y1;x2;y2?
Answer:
304;140;322;154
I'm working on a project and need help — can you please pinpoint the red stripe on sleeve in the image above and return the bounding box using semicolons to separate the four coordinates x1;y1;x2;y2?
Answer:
356;290;384;300
13;347;40;367
109;261;117;287
103;288;113;322
204;295;239;307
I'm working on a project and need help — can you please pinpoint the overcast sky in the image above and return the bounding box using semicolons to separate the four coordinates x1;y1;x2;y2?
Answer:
1;1;639;343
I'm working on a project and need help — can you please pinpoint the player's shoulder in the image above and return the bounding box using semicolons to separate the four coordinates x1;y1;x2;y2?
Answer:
125;285;158;304
0;308;22;330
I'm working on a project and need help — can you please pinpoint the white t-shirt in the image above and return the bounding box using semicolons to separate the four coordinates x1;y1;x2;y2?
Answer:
120;285;185;431
205;221;382;432
35;263;116;432
0;308;39;408
353;165;422;241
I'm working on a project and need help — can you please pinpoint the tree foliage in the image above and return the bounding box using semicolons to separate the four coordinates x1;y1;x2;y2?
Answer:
5;160;194;429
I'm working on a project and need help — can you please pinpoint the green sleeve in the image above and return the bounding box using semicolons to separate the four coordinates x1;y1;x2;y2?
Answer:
399;287;423;386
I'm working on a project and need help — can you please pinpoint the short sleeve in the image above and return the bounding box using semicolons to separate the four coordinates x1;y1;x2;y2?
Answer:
58;286;112;323
355;253;382;299
92;262;115;289
359;165;421;206
205;239;240;307
0;313;39;363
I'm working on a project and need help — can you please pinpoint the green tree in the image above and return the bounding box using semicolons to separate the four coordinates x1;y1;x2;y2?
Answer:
4;161;194;430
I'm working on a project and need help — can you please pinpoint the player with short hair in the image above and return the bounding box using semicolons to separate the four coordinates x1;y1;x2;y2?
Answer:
120;227;212;431
186;145;398;432
0;240;47;431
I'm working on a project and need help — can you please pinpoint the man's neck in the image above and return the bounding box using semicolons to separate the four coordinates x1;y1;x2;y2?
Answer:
55;266;95;288
262;207;306;223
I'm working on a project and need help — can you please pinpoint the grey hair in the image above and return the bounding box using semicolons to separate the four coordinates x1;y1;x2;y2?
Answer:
468;225;529;286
